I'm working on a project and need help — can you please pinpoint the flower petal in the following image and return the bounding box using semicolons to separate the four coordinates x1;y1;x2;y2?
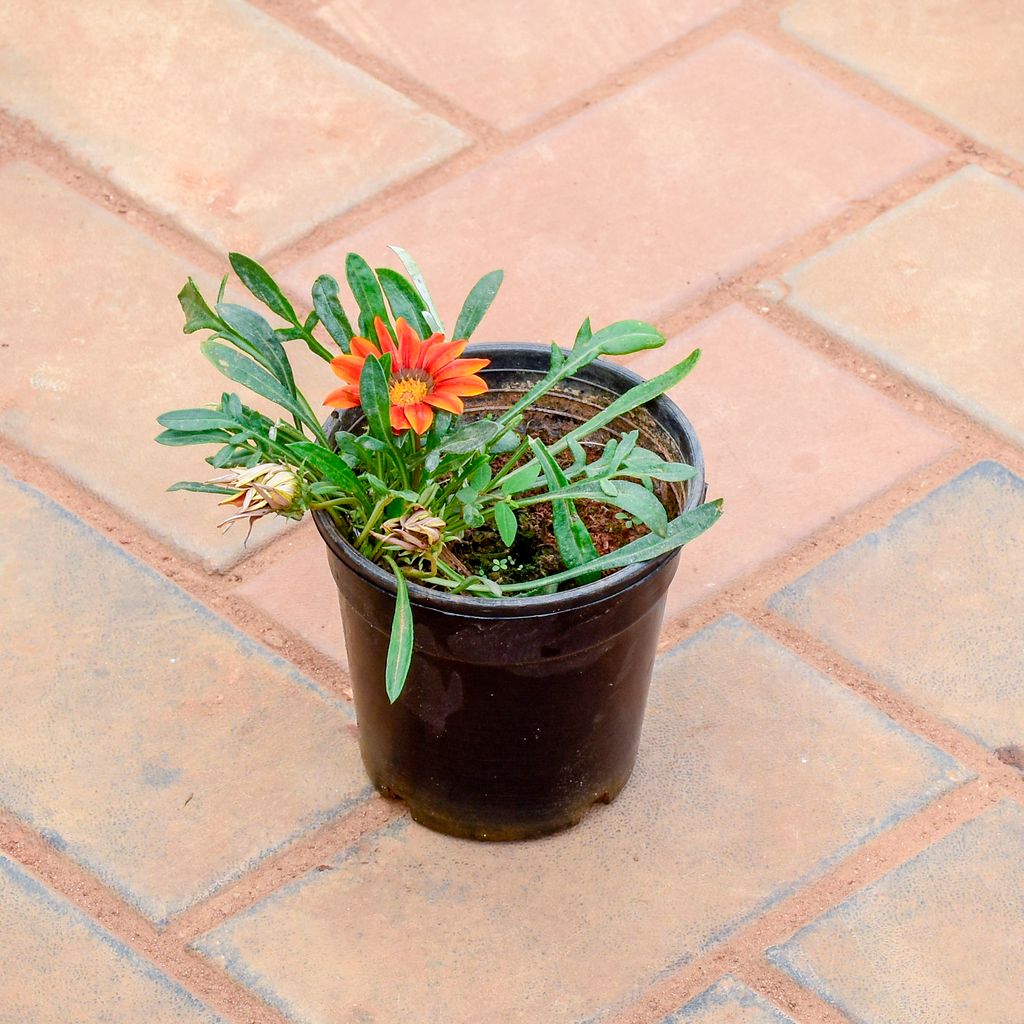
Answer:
329;353;365;383
396;317;423;369
424;391;464;414
374;316;398;360
323;385;360;408
422;338;467;374
435;374;488;397
350;336;380;360
390;405;410;432
434;357;490;382
405;402;434;434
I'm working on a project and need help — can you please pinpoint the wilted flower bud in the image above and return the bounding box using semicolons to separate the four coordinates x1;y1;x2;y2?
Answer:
372;507;446;555
210;462;304;533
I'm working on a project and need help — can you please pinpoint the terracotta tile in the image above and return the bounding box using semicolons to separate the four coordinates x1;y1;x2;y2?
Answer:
784;167;1024;445
627;306;950;622
770;802;1024;1023
318;0;739;130
0;0;465;254
0;856;223;1021
0;163;336;569
0;468;368;923
282;33;943;345
663;977;795;1023
235;525;348;669
196;616;966;1024
783;0;1024;161
769;462;1024;753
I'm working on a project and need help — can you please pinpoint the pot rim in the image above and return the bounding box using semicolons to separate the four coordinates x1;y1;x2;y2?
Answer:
312;342;705;618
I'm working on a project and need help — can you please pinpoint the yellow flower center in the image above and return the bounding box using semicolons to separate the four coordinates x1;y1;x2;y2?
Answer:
389;372;430;407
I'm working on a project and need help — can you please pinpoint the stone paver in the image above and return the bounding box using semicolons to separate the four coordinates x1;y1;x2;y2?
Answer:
0;162;335;569
784;167;1024;446
782;0;1024;162
0;0;465;255
235;526;348;668
664;977;796;1024
318;0;739;130
629;305;950;621
0;467;368;923
283;33;942;345
769;802;1024;1023
0;855;223;1023
195;616;965;1024
769;461;1024;754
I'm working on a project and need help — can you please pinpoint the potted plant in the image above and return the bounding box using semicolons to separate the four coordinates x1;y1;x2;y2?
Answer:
157;249;722;840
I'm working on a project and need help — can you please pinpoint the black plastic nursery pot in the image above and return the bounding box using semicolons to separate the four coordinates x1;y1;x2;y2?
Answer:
313;344;706;841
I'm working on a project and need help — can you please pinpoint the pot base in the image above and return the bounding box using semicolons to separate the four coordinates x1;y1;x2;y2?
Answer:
371;769;632;842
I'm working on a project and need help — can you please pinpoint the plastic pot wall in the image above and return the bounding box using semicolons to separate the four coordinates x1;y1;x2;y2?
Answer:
313;344;705;840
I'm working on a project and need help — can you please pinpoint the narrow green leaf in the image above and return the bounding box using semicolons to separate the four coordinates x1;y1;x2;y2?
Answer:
494;502;518;546
312;274;354;352
497;500;724;593
469;462;492;490
200;340;317;434
585;320;665;357
216;303;295;396
358;354;394;446
452;269;503;341
155;428;232;446
167;481;237;495
228;253;298;324
377;267;431;339
622;447;698;483
384;559;414;703
531;438;600;582
552;350;702;455
346;253;390;339
216;274;229;304
573;317;593;348
157;408;237;431
389;245;444;333
549;342;566;373
177;278;221;334
287;441;363;498
501;461;542;495
437;419;504;455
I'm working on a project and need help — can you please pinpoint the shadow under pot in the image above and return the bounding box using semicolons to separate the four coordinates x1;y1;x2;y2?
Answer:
313;343;706;841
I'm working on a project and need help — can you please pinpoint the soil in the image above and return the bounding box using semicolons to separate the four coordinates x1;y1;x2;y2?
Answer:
451;424;653;590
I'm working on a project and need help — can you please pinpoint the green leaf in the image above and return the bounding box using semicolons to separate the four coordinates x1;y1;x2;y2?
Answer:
501;461;542;494
155;428;233;446
389;245;444;334
462;503;485;528
622;447;698;483
228;253;297;324
452;269;503;340
573;317;593;348
167;481;237;495
312;274;354;352
469;462;492;490
531;438;600;582
498;500;724;593
216;303;295;396
549;342;566;373
157;408;237;431
552;349;701;455
384;559;414;703
437;419;504;455
377;267;431;339
287;441;363;499
358;354;394;446
177;278;221;334
584;320;665;357
200;339;316;435
346;253;390;339
494;502;517;546
526;480;669;537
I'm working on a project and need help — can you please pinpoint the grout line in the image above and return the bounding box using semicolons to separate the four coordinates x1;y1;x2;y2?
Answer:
602;780;999;1024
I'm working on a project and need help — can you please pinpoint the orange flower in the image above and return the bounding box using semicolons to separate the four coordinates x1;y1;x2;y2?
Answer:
324;316;490;434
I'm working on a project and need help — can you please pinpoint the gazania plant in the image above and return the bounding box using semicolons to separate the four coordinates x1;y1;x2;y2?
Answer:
157;249;722;700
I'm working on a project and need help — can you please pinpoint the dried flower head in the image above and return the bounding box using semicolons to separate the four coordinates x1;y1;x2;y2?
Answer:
211;463;303;532
372;507;446;556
